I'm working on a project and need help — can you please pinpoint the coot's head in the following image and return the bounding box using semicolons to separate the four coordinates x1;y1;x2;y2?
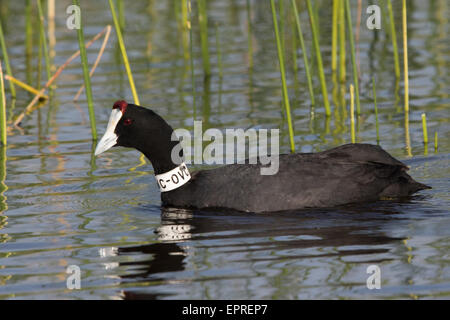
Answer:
95;100;182;174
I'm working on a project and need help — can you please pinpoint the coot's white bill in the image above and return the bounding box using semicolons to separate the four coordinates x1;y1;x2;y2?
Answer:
95;108;122;156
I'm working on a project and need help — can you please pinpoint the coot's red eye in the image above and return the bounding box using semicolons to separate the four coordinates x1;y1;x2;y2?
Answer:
123;118;133;126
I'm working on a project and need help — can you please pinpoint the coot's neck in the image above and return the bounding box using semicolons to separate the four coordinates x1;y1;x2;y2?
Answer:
136;124;184;176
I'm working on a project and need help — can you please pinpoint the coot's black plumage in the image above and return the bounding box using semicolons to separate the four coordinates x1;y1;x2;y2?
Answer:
95;101;430;213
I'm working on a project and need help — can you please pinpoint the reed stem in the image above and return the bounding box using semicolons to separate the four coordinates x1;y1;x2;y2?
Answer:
4;75;48;99
37;0;51;82
404;109;412;157
344;0;360;115
373;77;379;144
0;19;15;98
25;0;33;87
306;0;330;116
37;26;43;90
421;113;428;144
338;0;346;83
181;0;189;62
117;0;125;31
387;0;400;78
331;0;339;72
0;61;6;145
74;0;97;140
197;0;211;78
271;0;295;152
215;23;223;79
434;132;438;152
246;0;253;70
350;84;355;143
108;0;140;105
291;0;315;106
48;0;56;73
188;0;196;117
74;25;112;101
279;0;285;54
402;0;409;113
13;26;110;127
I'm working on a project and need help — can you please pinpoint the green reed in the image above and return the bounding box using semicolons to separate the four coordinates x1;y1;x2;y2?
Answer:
197;0;211;78
291;0;314;106
331;0;339;72
350;84;355;143
306;0;330;116
291;17;298;75
0;61;6;145
270;0;295;152
37;24;43;90
180;0;190;62
421;113;428;144
0;18;15;98
344;0;360;115
37;0;51;82
215;23;223;79
74;0;97;140
5;75;48;99
108;0;140;105
117;0;125;31
404;109;412;157
188;1;196;117
373;77;379;144
402;0;409;113
25;0;33;87
434;132;438;152
387;0;400;78
279;0;285;54
246;0;253;70
0;144;6;212
338;0;346;83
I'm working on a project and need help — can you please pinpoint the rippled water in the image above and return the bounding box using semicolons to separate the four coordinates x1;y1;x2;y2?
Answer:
0;0;449;299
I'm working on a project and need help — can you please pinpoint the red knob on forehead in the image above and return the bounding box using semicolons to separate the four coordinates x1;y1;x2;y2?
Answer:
113;100;128;113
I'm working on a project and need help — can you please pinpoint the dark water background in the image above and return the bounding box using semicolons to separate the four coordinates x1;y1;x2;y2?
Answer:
0;0;448;299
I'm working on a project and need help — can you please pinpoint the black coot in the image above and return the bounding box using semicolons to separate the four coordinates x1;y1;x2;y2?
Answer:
95;101;430;213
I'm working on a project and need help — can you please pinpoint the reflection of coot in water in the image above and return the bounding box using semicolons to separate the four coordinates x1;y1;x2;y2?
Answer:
95;101;430;213
116;203;412;299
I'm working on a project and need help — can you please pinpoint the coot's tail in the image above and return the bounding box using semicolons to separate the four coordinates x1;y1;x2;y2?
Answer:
380;169;431;198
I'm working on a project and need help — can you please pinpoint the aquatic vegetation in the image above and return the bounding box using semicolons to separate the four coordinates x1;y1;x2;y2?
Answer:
4;75;48;99
291;0;315;106
350;84;355;143
373;77;379;144
422;113;428;144
387;0;400;78
306;0;330;116
73;25;112;102
344;0;360;115
37;0;51;83
270;0;295;152
0;19;15;98
13;27;110;127
0;60;6;145
0;0;440;159
402;0;409;113
197;0;211;79
108;0;140;105
74;0;97;140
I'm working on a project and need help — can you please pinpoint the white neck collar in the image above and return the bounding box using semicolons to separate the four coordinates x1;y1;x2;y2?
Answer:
155;163;191;192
